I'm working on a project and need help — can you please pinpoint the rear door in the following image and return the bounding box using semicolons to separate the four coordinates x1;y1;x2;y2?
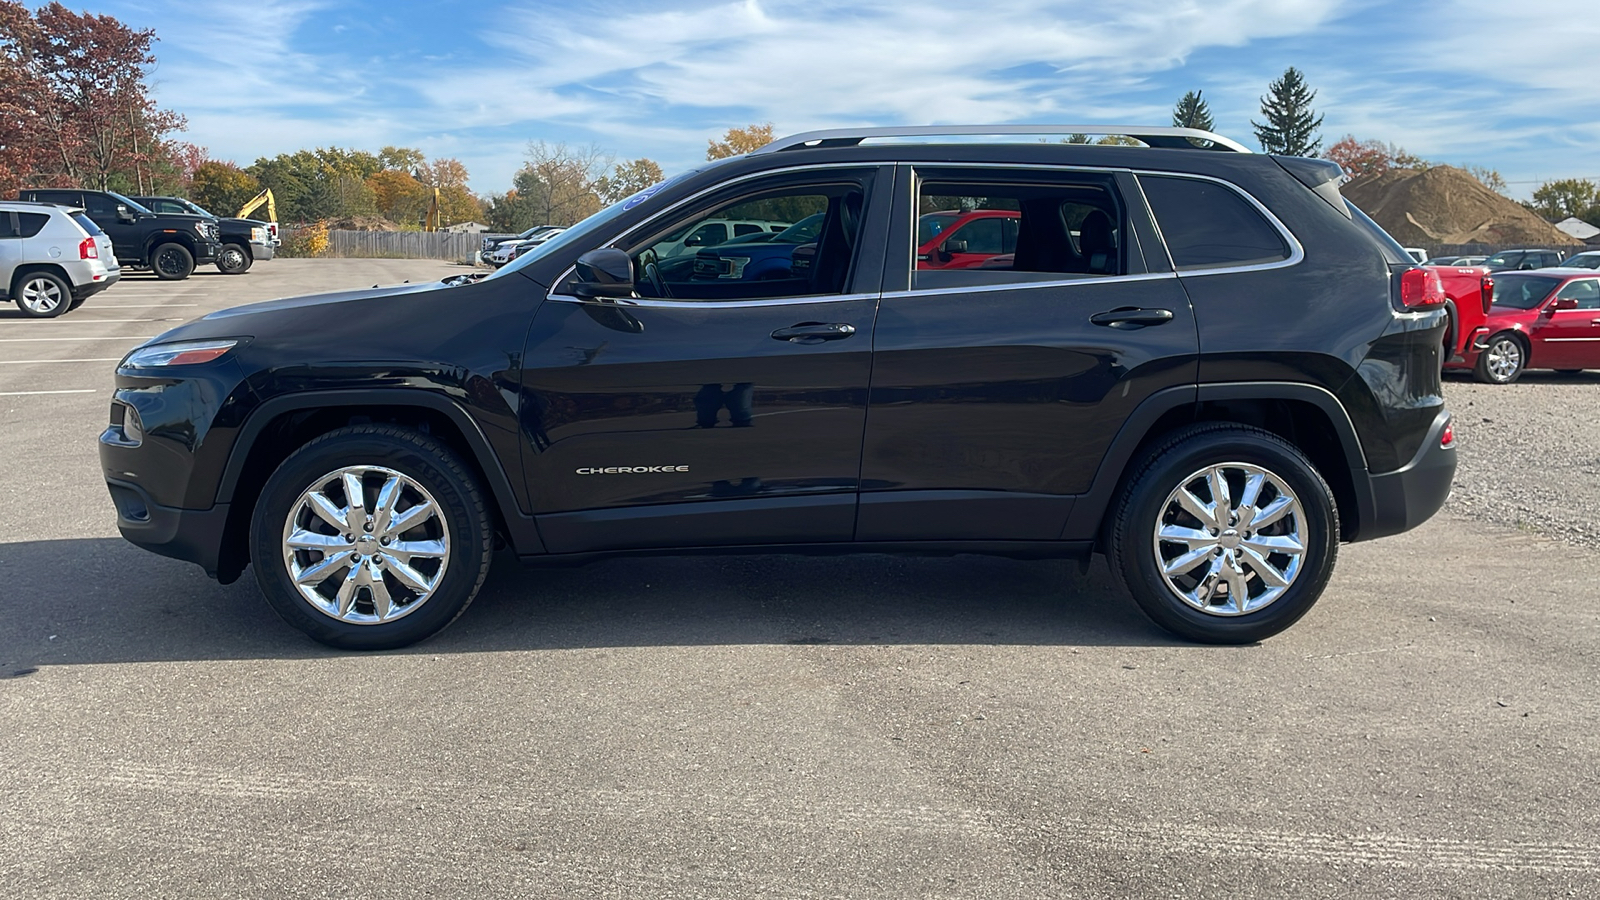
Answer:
520;165;892;553
858;164;1197;542
0;212;23;293
80;192;140;262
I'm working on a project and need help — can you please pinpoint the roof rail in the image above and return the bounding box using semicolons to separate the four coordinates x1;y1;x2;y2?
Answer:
753;125;1252;155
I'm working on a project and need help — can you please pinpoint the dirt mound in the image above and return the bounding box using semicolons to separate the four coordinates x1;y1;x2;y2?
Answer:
324;215;400;232
1344;165;1582;247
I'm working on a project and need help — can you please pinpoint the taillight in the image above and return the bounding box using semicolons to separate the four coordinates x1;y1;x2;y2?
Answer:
1399;267;1447;310
1440;417;1454;449
79;237;98;260
1480;275;1494;314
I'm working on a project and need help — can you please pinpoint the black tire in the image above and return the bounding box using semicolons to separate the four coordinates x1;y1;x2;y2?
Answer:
249;425;494;650
1473;332;1525;384
1107;423;1340;644
152;242;196;280
216;242;253;275
12;270;72;318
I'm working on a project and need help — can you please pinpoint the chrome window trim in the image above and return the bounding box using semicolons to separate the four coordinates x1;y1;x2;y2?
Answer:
1132;169;1306;276
545;161;883;307
881;271;1178;300
545;291;881;310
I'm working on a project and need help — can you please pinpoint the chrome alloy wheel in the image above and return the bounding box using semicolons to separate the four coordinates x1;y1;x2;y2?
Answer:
1485;338;1522;382
19;276;64;314
281;465;451;625
1152;462;1306;616
220;246;247;269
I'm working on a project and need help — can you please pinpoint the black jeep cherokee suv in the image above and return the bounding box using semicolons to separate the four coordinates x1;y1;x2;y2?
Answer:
99;125;1455;649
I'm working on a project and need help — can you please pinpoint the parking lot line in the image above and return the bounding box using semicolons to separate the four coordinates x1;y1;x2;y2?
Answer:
0;389;96;396
87;304;199;309
0;337;154;342
16;318;181;323
0;358;121;365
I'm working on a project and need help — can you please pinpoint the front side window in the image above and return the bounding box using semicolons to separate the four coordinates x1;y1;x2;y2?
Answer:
1555;278;1600;309
620;177;871;303
912;175;1123;289
82;194;118;216
1140;175;1290;271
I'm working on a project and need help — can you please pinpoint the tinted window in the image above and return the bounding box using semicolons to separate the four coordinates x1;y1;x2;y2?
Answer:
951;217;1005;254
1490;274;1561;309
72;213;103;235
732;223;763;237
1141;175;1290;270
0;212;16;239
914;176;1122;288
82;193;119;215
17;212;50;237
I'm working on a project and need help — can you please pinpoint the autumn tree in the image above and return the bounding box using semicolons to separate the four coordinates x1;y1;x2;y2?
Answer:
378;146;426;175
1171;90;1214;131
1323;136;1428;180
1253;67;1323;157
0;2;188;194
367;168;427;222
707;123;775;160
190;161;261;216
1528;179;1600;224
1466;166;1508;196
504;141;611;226
596;157;664;205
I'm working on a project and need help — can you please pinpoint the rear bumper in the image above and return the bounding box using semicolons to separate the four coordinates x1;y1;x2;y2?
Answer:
74;270;120;300
105;478;229;578
1348;410;1456;542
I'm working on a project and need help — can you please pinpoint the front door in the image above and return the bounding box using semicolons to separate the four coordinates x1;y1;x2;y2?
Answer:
1537;277;1600;368
521;166;891;553
858;165;1198;541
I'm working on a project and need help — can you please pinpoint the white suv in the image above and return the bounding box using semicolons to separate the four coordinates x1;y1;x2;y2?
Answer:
1;201;120;317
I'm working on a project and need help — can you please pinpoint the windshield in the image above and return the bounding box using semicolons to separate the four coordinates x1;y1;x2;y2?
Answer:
918;213;960;246
1490;274;1561;309
770;213;825;244
486;199;643;281
179;199;214;217
1484;252;1519;267
1564;253;1600;269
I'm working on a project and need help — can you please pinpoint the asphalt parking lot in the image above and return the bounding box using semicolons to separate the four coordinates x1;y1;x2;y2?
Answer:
2;260;1598;898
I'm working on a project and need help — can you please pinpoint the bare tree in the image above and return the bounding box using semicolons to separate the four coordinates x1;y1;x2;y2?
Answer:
513;141;612;226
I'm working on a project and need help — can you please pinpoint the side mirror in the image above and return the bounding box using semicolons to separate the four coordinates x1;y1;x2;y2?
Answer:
1551;296;1579;312
116;204;137;224
573;248;636;300
944;240;968;255
684;236;703;248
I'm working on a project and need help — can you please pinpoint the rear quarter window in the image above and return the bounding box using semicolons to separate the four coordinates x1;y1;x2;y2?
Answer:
1140;175;1291;271
72;213;104;235
17;212;51;238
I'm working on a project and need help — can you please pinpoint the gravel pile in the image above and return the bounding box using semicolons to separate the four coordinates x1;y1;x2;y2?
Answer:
1441;370;1600;549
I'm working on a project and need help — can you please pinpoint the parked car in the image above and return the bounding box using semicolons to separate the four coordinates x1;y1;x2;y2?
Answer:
647;218;791;259
17;188;221;280
101;124;1454;650
1;200;120;317
1403;247;1428;264
917;209;1022;269
132;196;275;275
1431;264;1495;371
1422;255;1488;267
1555;250;1600;270
1481;248;1566;272
488;228;567;267
481;225;561;264
674;213;827;284
1455;269;1600;383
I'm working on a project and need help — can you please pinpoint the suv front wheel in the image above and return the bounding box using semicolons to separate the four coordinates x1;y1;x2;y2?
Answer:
249;425;494;649
1109;424;1339;644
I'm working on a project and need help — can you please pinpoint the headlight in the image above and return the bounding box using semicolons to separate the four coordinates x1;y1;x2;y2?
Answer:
251;226;266;242
124;339;239;368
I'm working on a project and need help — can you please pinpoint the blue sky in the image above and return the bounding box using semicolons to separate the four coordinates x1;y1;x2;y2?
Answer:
95;0;1600;199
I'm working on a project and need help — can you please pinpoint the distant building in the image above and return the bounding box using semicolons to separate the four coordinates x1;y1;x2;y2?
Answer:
444;221;491;234
1555;217;1600;247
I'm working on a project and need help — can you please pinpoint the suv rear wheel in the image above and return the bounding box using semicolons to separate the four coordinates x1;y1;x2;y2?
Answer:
1109;424;1339;644
249;425;494;649
13;270;71;318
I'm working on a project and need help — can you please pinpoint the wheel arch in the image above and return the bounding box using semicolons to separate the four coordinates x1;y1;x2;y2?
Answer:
1063;382;1372;546
9;262;76;295
213;390;542;583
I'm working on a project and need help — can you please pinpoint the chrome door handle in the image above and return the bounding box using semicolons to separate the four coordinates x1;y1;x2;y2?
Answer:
771;323;856;344
1089;307;1175;329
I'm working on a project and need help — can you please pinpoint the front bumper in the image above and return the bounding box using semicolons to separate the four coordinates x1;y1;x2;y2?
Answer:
194;239;223;264
105;478;230;578
250;241;275;262
1348;409;1456;542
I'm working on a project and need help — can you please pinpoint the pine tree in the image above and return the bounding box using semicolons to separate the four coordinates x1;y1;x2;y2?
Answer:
1252;67;1324;157
1171;90;1214;131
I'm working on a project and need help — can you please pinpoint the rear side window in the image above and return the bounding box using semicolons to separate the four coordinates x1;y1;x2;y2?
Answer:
72;213;104;235
0;212;16;239
1140;175;1291;271
17;212;50;238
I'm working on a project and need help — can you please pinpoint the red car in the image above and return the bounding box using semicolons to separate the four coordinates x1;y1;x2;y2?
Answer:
1435;265;1495;370
1457;269;1600;384
917;209;1019;269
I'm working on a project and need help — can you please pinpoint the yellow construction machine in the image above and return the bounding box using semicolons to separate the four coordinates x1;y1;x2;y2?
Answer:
236;189;280;243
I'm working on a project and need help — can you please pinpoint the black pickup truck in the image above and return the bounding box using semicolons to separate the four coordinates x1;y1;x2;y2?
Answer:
18;188;222;280
132;196;275;275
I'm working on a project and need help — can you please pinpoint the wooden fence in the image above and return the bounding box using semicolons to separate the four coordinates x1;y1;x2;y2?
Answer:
283;229;513;261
